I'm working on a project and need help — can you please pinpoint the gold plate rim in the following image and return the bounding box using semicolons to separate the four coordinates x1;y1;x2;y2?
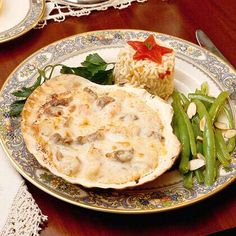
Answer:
0;0;45;44
0;29;236;214
1;136;235;214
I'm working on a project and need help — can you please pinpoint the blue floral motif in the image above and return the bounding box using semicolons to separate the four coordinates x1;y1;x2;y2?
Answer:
139;199;150;206
0;30;235;213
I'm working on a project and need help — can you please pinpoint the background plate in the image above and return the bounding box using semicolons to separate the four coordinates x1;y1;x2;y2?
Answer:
0;30;236;213
56;0;112;8
0;0;45;43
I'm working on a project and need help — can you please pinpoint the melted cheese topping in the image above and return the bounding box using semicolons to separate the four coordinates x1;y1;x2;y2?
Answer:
21;75;180;188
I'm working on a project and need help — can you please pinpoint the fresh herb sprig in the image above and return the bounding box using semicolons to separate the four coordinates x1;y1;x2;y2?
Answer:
60;53;114;85
9;53;115;117
9;65;61;116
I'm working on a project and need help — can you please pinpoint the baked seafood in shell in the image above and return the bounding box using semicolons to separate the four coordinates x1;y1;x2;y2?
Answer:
21;74;180;189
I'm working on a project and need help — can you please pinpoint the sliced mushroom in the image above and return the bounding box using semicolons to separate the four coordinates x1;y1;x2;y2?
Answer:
51;133;63;143
41;93;72;116
77;129;105;145
83;87;98;100
43;106;63;117
106;148;134;162
77;136;87;145
51;133;73;145
50;93;72;107
96;96;115;108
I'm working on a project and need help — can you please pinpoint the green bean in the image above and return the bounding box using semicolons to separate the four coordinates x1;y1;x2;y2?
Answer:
215;129;231;161
179;93;189;105
172;98;190;174
183;171;193;189
215;160;222;179
216;144;230;167
189;93;235;152
196;141;203;155
191;116;202;137
172;114;180;140
195;167;204;184
201;82;209;95
175;96;204;183
195;138;204;184
195;82;209;96
179;93;190;110
191;116;203;155
188;93;214;110
209;91;229;123
223;106;236;152
215;126;231;167
188;93;214;104
191;116;204;184
174;86;234;188
193;99;216;186
174;92;197;157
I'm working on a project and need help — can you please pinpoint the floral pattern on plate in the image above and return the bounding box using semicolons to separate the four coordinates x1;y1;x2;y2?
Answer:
0;30;235;213
0;0;45;43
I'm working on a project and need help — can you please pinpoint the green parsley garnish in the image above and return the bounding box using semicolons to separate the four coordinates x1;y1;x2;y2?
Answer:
60;53;114;85
9;53;115;117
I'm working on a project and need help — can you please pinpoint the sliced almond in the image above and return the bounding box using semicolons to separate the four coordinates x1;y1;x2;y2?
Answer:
199;116;206;132
189;159;205;171
196;153;205;160
196;136;203;141
214;121;228;130
187;102;197;119
223;129;236;139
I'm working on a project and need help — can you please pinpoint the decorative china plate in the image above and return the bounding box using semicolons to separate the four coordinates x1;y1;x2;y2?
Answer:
56;0;112;8
0;30;236;213
58;0;110;6
0;0;45;43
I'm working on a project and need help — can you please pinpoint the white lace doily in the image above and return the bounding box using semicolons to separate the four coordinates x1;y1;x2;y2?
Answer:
37;0;147;28
1;183;47;236
0;143;47;236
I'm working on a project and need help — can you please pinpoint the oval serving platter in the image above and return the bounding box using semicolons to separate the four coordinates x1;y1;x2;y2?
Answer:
0;30;236;213
0;0;45;43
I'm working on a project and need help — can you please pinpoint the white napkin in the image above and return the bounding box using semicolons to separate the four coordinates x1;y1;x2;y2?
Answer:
0;145;47;236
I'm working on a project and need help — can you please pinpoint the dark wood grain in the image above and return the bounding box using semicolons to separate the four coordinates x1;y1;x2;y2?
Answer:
27;181;236;236
1;0;236;235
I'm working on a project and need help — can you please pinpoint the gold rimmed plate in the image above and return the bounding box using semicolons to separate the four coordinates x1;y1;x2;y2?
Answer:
59;0;109;4
56;0;112;8
0;0;45;43
0;30;235;213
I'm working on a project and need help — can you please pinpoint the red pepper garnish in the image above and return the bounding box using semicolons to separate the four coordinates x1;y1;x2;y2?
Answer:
128;35;173;64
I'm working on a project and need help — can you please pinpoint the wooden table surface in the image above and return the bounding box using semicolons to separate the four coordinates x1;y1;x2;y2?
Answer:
1;0;236;235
